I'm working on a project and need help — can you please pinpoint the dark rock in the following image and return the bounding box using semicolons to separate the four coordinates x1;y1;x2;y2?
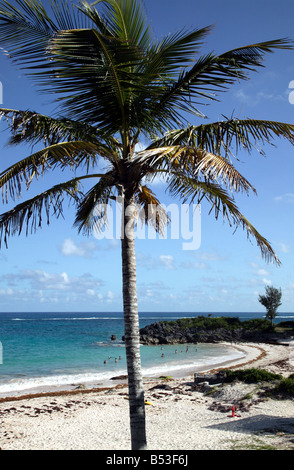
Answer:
150;384;173;391
194;371;227;385
110;375;128;381
139;317;287;345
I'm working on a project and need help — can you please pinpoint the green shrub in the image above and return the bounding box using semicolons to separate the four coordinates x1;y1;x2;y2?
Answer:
274;376;294;396
242;319;272;331
275;321;294;329
224;368;282;383
159;316;274;332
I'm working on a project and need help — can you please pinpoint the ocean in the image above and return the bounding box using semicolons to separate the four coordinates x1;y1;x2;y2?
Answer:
0;311;293;397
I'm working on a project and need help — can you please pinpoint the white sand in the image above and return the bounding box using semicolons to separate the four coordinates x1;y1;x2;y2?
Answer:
1;341;294;450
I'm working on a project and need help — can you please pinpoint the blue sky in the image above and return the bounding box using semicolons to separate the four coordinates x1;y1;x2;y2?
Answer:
0;0;294;313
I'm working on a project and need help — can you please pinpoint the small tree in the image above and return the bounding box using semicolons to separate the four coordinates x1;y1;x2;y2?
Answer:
259;285;282;326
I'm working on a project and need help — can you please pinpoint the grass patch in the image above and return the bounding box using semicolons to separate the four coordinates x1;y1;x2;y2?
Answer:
273;374;294;397
224;368;282;384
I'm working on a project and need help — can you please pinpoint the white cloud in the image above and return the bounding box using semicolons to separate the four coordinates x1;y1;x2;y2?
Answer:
159;255;174;270
61;238;100;258
278;242;290;254
274;193;294;203
235;87;287;107
61;238;85;257
137;252;176;270
106;290;115;300
0;270;103;304
86;289;95;296
180;261;208;269
251;263;271;281
257;268;270;276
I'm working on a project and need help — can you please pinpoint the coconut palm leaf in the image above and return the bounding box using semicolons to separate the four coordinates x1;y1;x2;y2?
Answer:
0;176;83;248
135;184;169;235
134;144;256;195
0;172;111;248
0;108;101;146
145;26;212;75
166;173;280;264
0;108;123;171
88;0;152;49
151;119;294;157
45;26;147;130
73;171;117;235
0;140;99;202
0;0;89;66
154;39;294;125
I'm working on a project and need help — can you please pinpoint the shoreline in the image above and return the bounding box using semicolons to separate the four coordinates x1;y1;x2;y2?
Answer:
1;340;294;450
0;341;245;400
0;341;284;403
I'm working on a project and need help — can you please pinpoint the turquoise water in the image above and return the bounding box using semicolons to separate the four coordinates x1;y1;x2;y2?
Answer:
0;311;293;396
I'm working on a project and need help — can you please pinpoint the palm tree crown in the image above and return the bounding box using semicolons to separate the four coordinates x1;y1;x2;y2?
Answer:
0;0;294;449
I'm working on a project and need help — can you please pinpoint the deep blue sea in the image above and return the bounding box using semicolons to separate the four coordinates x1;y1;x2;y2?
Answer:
0;311;293;396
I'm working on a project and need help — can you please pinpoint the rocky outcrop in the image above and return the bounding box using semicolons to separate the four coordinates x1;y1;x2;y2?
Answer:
139;318;289;345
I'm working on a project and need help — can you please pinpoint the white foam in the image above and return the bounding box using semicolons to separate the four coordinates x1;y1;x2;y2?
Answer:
0;348;245;397
0;368;126;395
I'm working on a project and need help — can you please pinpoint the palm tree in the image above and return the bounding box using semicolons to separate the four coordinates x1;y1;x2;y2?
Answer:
0;0;294;449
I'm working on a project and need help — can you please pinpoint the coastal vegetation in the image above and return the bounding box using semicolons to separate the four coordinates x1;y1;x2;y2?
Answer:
274;374;294;396
224;368;283;383
160;316;274;331
217;368;294;398
1;0;294;450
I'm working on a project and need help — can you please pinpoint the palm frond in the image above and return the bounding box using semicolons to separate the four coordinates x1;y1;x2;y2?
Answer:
152;119;294;157
0;140;98;202
43;26;144;130
73;171;116;235
0;107;100;146
145;26;212;75
166;173;280;264
155;39;294;125
88;0;152;49
0;0;88;67
135;184;169;235
0;176;83;248
0;107;122;164
133;145;256;195
188;149;256;194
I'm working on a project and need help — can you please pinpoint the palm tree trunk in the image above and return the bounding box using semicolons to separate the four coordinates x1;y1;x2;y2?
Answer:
121;190;147;450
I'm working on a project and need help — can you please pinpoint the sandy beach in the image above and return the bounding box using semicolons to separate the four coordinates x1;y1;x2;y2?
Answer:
0;341;294;450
